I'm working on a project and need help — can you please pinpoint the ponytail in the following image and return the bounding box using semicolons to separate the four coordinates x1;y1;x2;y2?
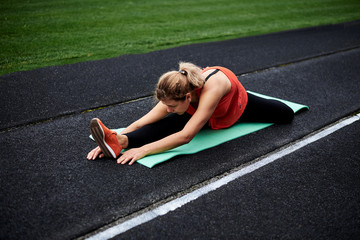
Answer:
178;62;204;89
155;62;204;101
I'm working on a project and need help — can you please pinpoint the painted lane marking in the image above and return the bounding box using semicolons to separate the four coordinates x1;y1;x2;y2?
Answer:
86;113;360;240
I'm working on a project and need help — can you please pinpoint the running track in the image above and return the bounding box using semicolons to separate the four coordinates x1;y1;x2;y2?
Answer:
1;21;359;239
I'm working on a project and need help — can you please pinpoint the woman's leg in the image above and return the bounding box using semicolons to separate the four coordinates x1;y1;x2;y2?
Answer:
124;113;192;148
240;92;294;124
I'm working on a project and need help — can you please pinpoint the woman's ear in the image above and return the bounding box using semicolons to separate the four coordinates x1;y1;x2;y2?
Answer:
186;92;191;102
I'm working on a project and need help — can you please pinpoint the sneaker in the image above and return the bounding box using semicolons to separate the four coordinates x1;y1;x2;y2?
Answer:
90;118;122;158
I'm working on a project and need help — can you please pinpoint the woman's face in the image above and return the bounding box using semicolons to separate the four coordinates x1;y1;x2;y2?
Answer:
162;94;191;115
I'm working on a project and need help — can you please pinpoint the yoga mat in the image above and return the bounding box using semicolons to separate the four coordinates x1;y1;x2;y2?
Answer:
90;91;308;168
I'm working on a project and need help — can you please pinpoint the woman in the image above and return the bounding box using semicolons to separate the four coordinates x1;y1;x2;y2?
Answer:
87;62;293;165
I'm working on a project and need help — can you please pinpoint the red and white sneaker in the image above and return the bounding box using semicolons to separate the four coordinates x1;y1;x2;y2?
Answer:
90;118;122;158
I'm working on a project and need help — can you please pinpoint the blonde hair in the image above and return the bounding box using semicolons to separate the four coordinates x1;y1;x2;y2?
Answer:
155;62;204;101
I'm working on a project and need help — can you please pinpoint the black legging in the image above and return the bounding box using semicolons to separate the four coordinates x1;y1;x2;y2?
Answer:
124;92;294;148
239;92;294;124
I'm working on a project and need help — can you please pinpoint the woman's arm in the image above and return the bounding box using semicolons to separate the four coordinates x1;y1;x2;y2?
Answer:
118;76;230;165
120;101;169;134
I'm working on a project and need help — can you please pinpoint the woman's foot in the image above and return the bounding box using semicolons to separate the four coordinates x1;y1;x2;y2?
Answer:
90;118;122;158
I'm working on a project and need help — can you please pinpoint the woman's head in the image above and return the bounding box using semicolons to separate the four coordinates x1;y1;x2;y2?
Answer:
155;62;204;102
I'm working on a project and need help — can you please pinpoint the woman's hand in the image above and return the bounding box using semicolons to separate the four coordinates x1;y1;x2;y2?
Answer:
87;146;105;160
117;147;147;165
87;145;146;165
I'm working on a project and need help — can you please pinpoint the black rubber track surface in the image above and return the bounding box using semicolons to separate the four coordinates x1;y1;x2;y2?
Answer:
1;21;360;239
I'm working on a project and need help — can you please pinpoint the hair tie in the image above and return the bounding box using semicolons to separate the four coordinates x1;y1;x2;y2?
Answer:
178;70;187;76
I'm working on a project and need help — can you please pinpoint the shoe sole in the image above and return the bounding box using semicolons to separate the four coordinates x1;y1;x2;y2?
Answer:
90;118;117;158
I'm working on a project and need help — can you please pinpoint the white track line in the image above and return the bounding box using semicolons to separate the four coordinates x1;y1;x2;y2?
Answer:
86;113;360;240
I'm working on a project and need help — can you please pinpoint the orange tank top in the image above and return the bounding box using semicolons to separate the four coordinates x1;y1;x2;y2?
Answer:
186;66;248;129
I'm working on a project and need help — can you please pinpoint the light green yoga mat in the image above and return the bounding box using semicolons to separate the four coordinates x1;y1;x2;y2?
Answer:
90;91;308;168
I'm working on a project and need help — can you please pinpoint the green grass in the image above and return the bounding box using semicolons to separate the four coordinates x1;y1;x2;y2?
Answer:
1;0;359;76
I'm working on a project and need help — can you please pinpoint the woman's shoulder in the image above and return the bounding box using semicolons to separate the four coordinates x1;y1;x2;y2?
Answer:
201;69;231;96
